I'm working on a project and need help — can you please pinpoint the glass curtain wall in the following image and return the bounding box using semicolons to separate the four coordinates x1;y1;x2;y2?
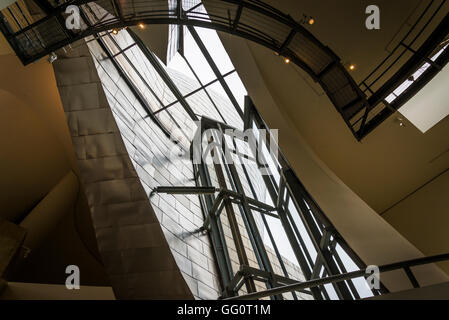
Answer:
81;0;379;300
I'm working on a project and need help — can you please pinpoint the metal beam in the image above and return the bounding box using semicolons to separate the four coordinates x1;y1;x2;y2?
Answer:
93;31;176;143
153;186;218;195
187;25;244;119
193;162;234;287
128;29;199;121
213;153;257;295
225;252;449;300
240;265;312;296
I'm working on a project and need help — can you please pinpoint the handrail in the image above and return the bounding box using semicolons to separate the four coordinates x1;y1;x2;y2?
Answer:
359;0;443;94
356;13;449;139
1;0;448;140
225;253;449;300
0;0;367;140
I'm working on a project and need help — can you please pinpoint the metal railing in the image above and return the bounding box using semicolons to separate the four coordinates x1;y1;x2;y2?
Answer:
1;0;448;141
359;0;446;97
225;252;449;300
351;0;449;139
0;0;367;139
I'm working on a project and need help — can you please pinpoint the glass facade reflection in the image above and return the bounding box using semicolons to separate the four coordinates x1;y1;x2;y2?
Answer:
80;1;376;300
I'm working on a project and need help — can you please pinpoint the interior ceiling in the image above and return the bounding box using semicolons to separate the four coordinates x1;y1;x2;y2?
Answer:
0;0;445;215
219;0;449;213
132;25;168;63
0;33;12;55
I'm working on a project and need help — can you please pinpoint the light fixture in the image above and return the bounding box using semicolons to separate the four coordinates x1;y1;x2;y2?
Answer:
349;64;356;71
302;14;315;26
396;117;405;127
138;23;145;29
112;28;119;35
47;52;57;63
284;57;290;64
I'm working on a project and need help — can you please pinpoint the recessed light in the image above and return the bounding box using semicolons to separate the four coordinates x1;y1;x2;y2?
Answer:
396;117;405;127
138;23;145;29
308;18;315;25
284;57;290;64
349;64;356;71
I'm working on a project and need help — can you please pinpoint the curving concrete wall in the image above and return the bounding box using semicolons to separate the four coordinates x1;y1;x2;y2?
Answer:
218;34;449;292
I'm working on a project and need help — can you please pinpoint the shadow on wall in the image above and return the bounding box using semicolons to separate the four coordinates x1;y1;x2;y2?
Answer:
0;88;110;290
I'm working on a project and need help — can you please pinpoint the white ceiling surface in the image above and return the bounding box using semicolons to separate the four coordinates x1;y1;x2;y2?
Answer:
222;0;449;214
399;63;449;133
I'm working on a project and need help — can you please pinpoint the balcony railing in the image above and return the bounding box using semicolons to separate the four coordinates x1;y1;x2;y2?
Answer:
225;252;449;300
0;0;448;141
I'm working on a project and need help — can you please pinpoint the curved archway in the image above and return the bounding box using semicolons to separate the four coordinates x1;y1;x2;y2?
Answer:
1;0;367;134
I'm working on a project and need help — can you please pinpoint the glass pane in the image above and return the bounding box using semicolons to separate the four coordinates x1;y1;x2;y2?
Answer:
224;71;247;110
186;90;224;123
287;200;318;263
335;244;374;298
206;82;243;129
195;26;235;75
183;28;216;83
167;52;202;95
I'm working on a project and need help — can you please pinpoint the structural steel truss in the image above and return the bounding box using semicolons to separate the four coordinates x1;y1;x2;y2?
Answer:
86;16;381;299
2;1;449;139
154;103;389;300
1;0;367;137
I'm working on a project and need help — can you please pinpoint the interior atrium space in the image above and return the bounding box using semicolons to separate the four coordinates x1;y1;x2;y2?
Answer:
1;0;449;304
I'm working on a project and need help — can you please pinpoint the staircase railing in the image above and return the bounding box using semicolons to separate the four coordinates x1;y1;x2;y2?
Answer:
225;252;449;300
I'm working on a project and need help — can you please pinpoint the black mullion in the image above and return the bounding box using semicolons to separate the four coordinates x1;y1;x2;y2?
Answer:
188;25;244;119
106;32;191;141
233;135;299;300
181;54;228;123
94;33;174;141
129;29;199;122
154;69;235;116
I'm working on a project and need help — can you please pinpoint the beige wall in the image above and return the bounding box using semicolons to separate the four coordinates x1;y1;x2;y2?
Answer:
0;33;12;55
383;169;449;275
1;282;115;300
219;34;449;291
368;281;449;300
0;53;76;222
227;0;449;216
0;53;110;288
